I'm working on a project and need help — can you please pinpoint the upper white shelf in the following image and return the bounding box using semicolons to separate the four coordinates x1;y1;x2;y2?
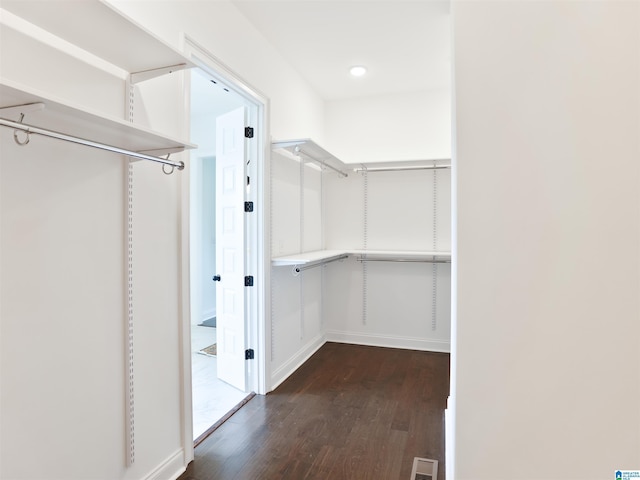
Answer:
272;250;349;267
272;139;349;177
0;78;196;155
0;0;194;76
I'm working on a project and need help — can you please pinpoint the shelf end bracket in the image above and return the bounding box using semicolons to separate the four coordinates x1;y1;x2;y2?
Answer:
130;64;191;84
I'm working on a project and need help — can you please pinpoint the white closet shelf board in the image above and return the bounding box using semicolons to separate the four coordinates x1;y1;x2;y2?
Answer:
0;79;196;154
0;0;194;75
272;250;451;267
272;250;349;267
272;139;348;176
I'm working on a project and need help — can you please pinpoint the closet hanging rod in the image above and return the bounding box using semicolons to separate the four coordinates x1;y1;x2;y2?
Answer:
294;146;349;178
356;257;451;264
293;254;350;274
353;164;451;173
0;117;185;171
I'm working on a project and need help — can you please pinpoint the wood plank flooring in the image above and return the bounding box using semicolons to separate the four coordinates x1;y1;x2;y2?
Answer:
179;342;450;480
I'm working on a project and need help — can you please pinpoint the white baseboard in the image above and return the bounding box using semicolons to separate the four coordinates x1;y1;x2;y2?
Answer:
270;333;326;390
445;396;455;480
325;330;450;353
143;448;185;480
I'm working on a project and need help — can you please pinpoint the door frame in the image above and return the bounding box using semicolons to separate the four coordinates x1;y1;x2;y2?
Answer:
179;35;271;464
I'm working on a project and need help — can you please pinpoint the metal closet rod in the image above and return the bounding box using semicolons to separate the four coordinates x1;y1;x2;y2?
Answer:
356;257;451;264
0;117;185;170
353;164;451;173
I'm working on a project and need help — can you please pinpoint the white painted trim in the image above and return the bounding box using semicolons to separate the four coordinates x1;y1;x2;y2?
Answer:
270;334;326;390
178;69;194;465
445;396;454;480
178;35;270;467
143;448;185;480
325;330;450;353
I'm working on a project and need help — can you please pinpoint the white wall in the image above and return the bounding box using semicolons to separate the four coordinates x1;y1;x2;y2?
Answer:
189;152;217;325
0;134;130;480
325;89;451;164
453;1;640;478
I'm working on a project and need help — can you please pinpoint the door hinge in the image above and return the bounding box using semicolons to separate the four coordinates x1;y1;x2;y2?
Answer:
244;276;254;287
244;127;254;138
245;349;254;360
244;201;254;212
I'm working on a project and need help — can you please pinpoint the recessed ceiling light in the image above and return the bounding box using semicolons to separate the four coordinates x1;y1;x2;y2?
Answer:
349;66;367;77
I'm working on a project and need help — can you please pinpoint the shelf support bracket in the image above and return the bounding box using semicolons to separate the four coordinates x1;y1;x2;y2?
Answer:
129;63;191;84
291;255;350;276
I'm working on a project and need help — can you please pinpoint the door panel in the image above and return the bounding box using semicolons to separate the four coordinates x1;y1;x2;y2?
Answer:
215;107;246;391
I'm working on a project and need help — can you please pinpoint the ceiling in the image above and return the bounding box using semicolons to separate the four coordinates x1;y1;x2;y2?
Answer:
231;0;451;101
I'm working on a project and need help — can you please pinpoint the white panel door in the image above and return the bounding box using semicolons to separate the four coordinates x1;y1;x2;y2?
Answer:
215;107;246;391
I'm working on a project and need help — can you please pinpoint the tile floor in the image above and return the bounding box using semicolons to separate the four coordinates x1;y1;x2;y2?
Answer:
191;325;248;440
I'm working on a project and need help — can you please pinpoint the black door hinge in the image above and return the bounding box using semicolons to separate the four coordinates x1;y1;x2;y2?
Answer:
244;276;254;287
245;349;254;360
244;127;254;138
244;201;254;212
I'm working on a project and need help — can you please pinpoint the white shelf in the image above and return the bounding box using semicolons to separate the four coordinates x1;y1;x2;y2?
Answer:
0;78;196;155
272;138;349;177
0;0;194;76
271;250;349;267
272;249;451;268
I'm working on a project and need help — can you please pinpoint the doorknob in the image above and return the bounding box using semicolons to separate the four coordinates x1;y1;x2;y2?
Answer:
212;275;221;282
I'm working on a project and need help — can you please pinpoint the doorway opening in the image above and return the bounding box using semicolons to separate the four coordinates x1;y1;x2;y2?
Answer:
186;53;266;443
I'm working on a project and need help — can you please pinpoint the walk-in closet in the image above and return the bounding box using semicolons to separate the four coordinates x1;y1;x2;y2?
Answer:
0;1;453;479
270;139;451;386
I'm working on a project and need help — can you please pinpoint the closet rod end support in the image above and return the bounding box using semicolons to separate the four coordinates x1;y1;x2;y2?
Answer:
162;160;184;175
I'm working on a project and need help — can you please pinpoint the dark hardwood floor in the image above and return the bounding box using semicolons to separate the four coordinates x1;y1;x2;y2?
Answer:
179;342;450;480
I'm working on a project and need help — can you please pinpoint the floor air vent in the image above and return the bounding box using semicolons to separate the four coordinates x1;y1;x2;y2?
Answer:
410;457;438;480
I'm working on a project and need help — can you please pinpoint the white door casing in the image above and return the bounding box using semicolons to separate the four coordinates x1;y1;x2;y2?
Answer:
215;106;247;392
182;39;269;466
